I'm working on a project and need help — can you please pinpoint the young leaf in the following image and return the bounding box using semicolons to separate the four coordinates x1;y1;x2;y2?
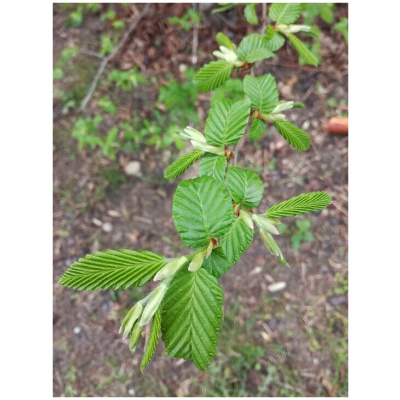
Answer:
140;309;161;371
216;32;235;50
205;99;251;146
273;119;311;151
173;176;235;248
161;268;224;370
203;217;253;278
212;3;237;14
292;102;305;109
59;250;167;291
237;34;275;63
264;26;286;51
244;3;258;25
199;154;228;185
287;34;318;66
244;74;279;114
266;191;332;218
269;3;303;25
249;118;266;140
164;150;204;180
194;61;233;92
226;166;264;208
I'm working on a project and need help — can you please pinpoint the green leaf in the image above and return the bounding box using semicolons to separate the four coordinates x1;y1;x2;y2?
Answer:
161;268;224;370
273;119;311;151
199;154;227;185
205;99;251;146
164;150;204;180
244;3;258;25
334;18;348;42
212;3;237;14
226;166;264;208
266;192;332;218
249;118;266;140
59;250;167;291
216;32;235;50
194;61;233;92
287;34;318;66
244;74;279;114
203;217;253;278
321;5;334;24
173;176;235;248
292;102;305;109
269;3;303;24
237;34;275;63
264;26;286;51
140;309;161;371
53;67;64;80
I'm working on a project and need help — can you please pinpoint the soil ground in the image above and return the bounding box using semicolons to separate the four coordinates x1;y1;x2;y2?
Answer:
53;3;348;397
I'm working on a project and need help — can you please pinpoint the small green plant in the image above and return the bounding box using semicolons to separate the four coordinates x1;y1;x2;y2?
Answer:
303;3;336;25
108;67;147;90
334;17;348;42
168;8;201;32
278;218;315;251
60;3;334;372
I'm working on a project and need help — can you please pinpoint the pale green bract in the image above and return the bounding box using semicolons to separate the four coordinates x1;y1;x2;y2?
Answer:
161;268;224;370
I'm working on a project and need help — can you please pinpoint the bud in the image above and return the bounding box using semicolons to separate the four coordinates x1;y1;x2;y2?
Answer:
119;301;144;339
188;250;206;272
180;127;206;143
213;46;244;67
153;256;188;281
190;140;225;155
139;282;169;326
260;112;287;122
239;210;254;230
252;214;280;235
272;101;294;114
129;323;143;354
259;229;290;267
276;24;311;34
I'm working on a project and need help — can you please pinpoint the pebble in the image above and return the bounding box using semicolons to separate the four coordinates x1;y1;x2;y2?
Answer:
73;326;81;335
102;222;113;233
124;161;141;176
128;388;135;396
268;281;287;292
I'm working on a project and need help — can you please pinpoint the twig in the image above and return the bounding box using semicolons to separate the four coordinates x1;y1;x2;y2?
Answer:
79;49;104;59
260;3;267;33
191;4;199;65
78;3;151;112
233;65;255;166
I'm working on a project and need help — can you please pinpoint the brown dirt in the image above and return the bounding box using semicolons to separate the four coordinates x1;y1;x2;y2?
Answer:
53;3;348;397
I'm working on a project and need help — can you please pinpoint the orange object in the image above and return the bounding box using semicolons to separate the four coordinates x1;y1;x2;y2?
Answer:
327;117;348;135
